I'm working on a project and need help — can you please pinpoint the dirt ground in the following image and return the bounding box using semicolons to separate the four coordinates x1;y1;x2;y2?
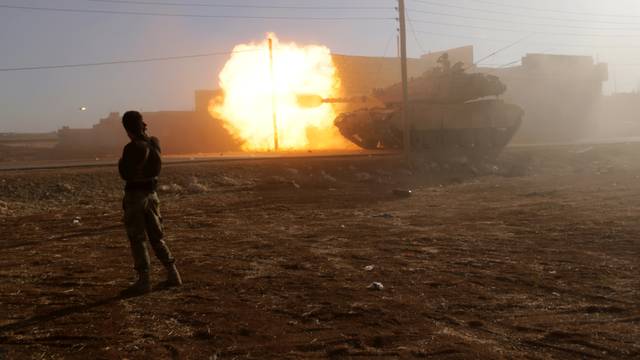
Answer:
0;144;638;359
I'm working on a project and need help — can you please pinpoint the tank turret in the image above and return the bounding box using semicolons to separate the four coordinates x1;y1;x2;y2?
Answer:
373;54;507;104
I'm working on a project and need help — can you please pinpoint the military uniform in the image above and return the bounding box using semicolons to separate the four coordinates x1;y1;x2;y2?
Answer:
122;190;174;272
119;136;181;293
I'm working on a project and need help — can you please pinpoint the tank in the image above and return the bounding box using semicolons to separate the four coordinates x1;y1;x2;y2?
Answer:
333;54;523;162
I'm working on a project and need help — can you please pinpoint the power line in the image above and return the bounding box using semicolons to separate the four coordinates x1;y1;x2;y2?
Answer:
0;40;411;72
0;4;395;21
406;16;427;54
495;60;521;68
0;49;259;72
411;0;640;25
415;30;509;43
414;30;640;50
474;60;522;73
473;34;533;66
86;0;391;10
448;0;640;19
370;30;400;87
409;8;640;32
382;31;396;58
410;19;640;38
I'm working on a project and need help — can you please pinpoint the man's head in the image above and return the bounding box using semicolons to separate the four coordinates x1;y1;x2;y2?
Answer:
122;111;147;139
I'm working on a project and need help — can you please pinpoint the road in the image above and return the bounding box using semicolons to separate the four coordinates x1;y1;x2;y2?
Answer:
4;134;640;171
0;150;398;171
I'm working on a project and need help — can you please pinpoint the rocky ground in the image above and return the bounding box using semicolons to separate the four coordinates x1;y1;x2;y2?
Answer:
0;144;638;359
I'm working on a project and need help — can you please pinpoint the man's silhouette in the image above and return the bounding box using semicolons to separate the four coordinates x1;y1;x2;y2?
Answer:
118;110;182;295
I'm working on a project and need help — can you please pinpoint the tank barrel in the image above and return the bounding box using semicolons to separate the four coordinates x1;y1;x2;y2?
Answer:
296;94;369;108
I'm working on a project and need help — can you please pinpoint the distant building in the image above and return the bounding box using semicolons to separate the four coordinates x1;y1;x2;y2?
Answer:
332;46;473;95
592;92;640;138
479;54;608;143
330;46;474;118
57;90;237;155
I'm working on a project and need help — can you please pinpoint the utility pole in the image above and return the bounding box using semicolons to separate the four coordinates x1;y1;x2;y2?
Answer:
398;0;411;158
268;37;279;151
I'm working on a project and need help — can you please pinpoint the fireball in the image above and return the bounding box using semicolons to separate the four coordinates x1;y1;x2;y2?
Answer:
211;34;351;151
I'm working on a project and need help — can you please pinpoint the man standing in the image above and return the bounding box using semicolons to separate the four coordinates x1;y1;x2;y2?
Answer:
119;110;182;295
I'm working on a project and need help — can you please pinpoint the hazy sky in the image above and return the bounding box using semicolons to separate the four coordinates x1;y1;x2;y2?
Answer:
1;0;640;132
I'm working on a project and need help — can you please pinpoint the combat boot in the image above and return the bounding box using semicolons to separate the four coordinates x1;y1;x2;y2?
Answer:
165;263;183;287
120;270;152;296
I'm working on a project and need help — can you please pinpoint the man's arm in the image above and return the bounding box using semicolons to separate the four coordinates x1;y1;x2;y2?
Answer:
118;142;148;181
149;136;161;153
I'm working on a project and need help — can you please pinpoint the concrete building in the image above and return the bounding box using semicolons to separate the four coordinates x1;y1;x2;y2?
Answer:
332;46;473;96
57;90;236;155
592;92;640;138
479;54;608;143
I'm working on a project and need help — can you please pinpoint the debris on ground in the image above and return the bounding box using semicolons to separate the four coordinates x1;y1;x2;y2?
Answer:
213;175;243;187
573;146;594;155
159;183;183;193
398;168;413;176
355;172;372;182
187;177;208;193
392;189;413;197
0;200;9;215
367;282;384;291
283;168;299;177
266;175;288;184
372;213;394;219
320;171;337;183
55;182;74;193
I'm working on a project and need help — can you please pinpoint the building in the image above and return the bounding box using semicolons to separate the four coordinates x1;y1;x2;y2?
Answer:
332;46;473;96
57;90;237;155
592;92;640;138
479;54;608;143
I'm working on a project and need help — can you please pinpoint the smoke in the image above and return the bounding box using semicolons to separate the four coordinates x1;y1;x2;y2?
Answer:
210;34;352;151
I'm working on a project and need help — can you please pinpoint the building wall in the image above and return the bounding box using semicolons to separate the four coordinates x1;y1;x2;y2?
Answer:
592;92;640;138
332;46;473;96
331;46;473;114
480;54;608;143
57;99;238;155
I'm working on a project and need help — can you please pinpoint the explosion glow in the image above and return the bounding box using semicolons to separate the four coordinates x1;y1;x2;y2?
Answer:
211;34;351;151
